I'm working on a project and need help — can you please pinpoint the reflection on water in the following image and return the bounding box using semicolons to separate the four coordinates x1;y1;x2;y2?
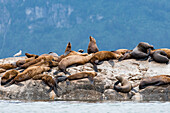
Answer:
0;100;170;113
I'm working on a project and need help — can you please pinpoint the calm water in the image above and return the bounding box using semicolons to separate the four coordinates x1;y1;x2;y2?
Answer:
0;100;169;113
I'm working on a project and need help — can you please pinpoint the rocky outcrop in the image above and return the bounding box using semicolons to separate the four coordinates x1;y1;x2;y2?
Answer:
0;57;170;101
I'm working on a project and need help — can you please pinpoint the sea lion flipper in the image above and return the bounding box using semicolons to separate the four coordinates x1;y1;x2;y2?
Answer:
53;78;62;90
88;76;94;85
131;88;138;93
47;87;52;93
93;64;98;72
53;87;59;97
65;71;71;76
56;84;62;90
97;61;104;65
148;56;153;62
108;60;114;67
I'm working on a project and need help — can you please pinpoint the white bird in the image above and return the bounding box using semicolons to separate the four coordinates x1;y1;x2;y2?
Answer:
14;50;22;57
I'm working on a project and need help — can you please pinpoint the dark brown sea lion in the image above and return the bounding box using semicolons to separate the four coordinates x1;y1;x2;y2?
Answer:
151;48;170;59
0;63;17;70
32;74;61;96
87;36;99;54
78;49;84;53
25;53;39;58
119;42;154;61
56;54;94;75
56;71;97;85
139;75;170;89
149;50;169;64
8;66;50;85
114;76;132;93
1;69;19;85
90;51;121;72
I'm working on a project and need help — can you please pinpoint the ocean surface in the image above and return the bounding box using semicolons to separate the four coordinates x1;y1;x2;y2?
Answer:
0;100;169;113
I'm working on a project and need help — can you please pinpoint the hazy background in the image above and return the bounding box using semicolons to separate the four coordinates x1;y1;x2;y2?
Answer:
0;0;170;58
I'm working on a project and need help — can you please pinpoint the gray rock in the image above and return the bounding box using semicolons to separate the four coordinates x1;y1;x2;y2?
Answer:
0;57;170;101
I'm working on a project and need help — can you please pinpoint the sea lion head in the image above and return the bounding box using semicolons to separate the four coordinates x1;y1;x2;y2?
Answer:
64;42;72;56
115;76;124;82
78;49;84;53
89;36;96;43
139;80;147;89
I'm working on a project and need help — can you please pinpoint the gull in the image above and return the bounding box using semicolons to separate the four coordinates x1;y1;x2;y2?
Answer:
14;50;22;57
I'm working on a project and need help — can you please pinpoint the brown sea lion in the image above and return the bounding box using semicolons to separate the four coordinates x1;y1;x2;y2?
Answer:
151;48;170;59
87;36;99;54
8;66;50;85
30;60;58;68
16;56;37;67
55;51;88;64
119;42;154;61
112;49;132;56
114;76;132;93
64;42;72;55
149;50;169;64
19;55;54;69
32;74;61;96
56;72;97;85
0;63;17;70
90;51;121;72
25;53;39;58
1;69;19;85
139;75;170;89
0;68;6;73
56;54;94;75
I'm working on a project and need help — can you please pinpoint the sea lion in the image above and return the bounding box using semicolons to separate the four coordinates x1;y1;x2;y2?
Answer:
32;74;61;96
56;54;94;75
112;49;132;56
1;69;19;85
87;36;99;54
30;60;58;68
56;72;97;85
55;51;88;64
149;50;169;64
16;56;37;67
19;55;54;69
0;68;6;73
139;75;170;89
114;76;132;93
151;48;170;59
0;63;17;70
78;49;84;53
8;66;50;85
119;42;154;61
90;51;121;72
64;42;72;55
25;53;39;58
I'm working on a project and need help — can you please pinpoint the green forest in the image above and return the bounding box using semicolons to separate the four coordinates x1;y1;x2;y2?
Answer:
0;0;170;58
